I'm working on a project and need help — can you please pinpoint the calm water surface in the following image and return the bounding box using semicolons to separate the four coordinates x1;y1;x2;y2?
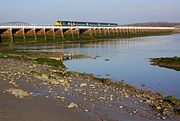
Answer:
16;34;180;98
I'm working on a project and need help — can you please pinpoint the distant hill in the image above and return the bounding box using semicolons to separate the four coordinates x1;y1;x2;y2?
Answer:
175;25;180;28
125;22;180;27
0;22;30;26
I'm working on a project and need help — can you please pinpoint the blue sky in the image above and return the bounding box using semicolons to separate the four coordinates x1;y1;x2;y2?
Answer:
0;0;180;24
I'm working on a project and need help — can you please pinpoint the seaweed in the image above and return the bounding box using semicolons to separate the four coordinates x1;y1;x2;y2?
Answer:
34;58;65;68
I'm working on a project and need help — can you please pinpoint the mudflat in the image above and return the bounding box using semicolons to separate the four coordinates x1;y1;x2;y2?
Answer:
0;50;179;121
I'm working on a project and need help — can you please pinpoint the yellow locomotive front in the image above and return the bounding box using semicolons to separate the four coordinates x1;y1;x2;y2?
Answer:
54;21;62;26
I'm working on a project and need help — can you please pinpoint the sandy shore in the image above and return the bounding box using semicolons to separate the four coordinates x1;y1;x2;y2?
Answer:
0;50;179;121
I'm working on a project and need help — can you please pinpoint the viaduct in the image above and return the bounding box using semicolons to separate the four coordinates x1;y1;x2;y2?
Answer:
0;25;175;43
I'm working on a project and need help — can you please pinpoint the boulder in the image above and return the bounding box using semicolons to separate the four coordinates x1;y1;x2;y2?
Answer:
7;88;30;98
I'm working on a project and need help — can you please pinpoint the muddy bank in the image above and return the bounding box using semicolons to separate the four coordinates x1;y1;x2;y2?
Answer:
149;57;180;71
0;50;180;121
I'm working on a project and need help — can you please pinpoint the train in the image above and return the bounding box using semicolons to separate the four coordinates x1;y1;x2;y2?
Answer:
55;21;118;27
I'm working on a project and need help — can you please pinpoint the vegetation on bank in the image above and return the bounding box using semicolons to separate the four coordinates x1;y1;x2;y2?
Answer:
0;49;65;69
150;57;180;71
34;58;65;68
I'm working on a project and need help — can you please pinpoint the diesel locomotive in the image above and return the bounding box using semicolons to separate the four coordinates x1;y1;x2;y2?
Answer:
55;21;118;27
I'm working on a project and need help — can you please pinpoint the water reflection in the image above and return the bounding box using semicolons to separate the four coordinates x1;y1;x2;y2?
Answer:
13;34;180;98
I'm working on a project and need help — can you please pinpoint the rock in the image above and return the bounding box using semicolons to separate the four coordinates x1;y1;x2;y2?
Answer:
7;88;30;98
41;73;49;80
82;92;87;95
57;79;65;83
133;110;138;114
80;83;87;87
90;84;95;88
162;108;173;116
56;96;65;101
32;64;37;68
129;113;133;115
29;92;34;95
124;93;129;98
49;79;68;86
85;109;89;112
8;80;16;85
143;99;152;104
110;95;113;101
64;87;69;92
105;59;109;61
99;97;106;100
50;79;60;85
61;82;70;87
161;116;166;120
133;101;138;104
118;105;123;109
154;104;162;110
67;102;78;108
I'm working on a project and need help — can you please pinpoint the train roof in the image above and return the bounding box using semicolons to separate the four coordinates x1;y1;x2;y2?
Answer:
57;21;117;24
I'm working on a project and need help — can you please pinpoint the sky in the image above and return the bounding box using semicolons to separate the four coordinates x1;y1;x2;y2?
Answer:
0;0;180;25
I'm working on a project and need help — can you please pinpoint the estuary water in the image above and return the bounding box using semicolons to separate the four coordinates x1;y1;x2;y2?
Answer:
16;34;180;98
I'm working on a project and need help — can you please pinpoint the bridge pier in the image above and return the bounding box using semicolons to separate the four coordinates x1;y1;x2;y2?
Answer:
102;29;106;37
45;28;55;41
64;29;74;40
24;29;33;41
0;29;10;43
79;29;91;39
118;29;122;36
11;28;24;43
54;29;63;40
34;29;44;41
98;29;102;38
93;29;97;38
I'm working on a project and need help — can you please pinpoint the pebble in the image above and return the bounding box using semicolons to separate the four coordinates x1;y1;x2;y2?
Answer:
110;95;113;101
133;110;138;114
162;116;166;120
85;109;89;112
67;102;78;108
80;83;87;87
56;96;65;101
118;105;123;109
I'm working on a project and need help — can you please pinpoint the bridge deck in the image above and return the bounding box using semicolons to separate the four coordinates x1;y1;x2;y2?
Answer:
0;25;175;30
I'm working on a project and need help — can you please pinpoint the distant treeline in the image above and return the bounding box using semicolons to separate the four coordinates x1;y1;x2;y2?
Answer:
125;22;180;27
